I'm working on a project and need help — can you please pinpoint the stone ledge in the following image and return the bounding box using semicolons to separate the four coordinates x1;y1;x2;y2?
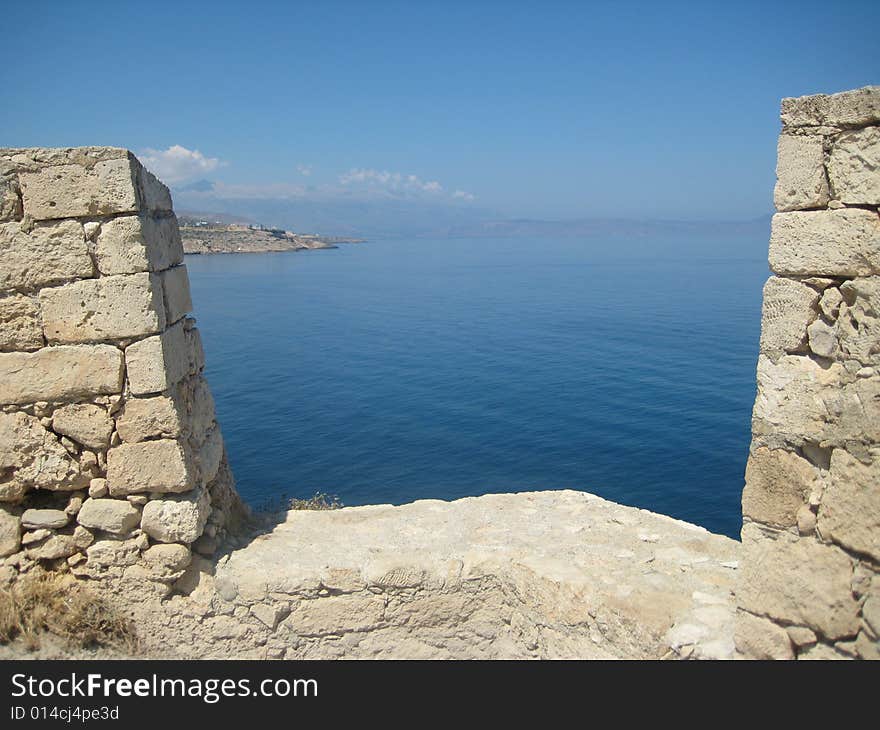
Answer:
143;490;741;659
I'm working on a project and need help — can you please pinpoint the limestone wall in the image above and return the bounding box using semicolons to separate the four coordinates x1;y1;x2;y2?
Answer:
736;87;880;659
0;148;244;586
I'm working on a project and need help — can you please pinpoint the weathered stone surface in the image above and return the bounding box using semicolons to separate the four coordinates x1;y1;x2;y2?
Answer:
125;321;190;396
144;543;192;571
786;625;818;648
863;578;880;638
742;447;817;528
758;277;817;357
734;610;795;659
85;538;142;569
21;508;69;529
88;478;108;498
774;134;829;211
807;318;837;358
94;215;184;275
15;151;171;220
0;411;86;497
0;507;20;557
207;491;739;659
185;324;205;374
198;427;224;486
106;440;194;495
140;486;210;543
0;344;123;405
738;524;859;640
828;126;880;205
0;220;92;293
51;403;113;450
39;273;165;344
0;295;42;351
0;167;22;222
752;355;880;447
769;209;880;277
818;449;880;561
77;498;141;535
781;86;880;129
26;533;81;560
159;266;192;324
188;377;217;444
819;286;844;319
115;393;183;442
837;277;880;365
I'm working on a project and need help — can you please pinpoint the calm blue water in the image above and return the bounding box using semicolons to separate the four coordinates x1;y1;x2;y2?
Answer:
186;236;768;539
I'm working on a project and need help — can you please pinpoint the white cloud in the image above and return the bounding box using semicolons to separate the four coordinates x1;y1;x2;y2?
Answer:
339;168;444;196
173;163;476;205
139;145;223;185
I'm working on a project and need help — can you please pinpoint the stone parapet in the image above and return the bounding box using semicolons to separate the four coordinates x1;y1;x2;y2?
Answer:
737;86;880;660
0;148;246;588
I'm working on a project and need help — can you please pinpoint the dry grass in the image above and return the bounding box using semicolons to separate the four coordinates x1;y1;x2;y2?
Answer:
0;570;136;652
289;492;343;511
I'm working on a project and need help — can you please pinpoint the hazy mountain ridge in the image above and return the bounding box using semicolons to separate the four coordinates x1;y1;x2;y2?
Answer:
173;184;771;246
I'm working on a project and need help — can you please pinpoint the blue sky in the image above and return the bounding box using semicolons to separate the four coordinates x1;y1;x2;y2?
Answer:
1;0;877;224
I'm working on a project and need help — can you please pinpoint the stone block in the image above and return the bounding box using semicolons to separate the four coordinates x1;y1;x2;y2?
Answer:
0;506;20;557
734;610;795;659
140;486;210;543
0;344;123;405
828;126;880;206
106;439;195;495
188;377;217;444
198;427;224;486
39;273;165;344
115;393;184;442
85;537;142;568
143;543;192;573
159;265;193;324
806;319;837;359
0;294;43;351
124;320;189;395
837;277;880;365
752;355;880;446
738;523;860;639
769;209;880;277
0;411;87;497
17;151;171;220
781;86;880;129
77;498;141;535
818;448;880;561
0;167;22;221
742;447;817;528
186;324;205;374
94;214;184;275
774;134;829;211
51;403;113;450
758;277;817;357
0;220;93;293
21;508;69;529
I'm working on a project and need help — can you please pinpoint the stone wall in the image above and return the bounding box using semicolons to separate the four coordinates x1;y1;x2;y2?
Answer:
736;87;880;659
0;148;245;589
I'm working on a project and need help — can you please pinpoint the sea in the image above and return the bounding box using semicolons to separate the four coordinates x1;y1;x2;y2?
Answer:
185;234;769;539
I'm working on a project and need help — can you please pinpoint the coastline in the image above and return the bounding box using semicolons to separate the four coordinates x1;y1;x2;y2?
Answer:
180;224;365;256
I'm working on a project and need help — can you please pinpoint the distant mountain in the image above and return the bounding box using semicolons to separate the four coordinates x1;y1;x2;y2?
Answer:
175;179;217;193
172;190;495;238
176;209;256;226
172;184;771;249
442;215;772;239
